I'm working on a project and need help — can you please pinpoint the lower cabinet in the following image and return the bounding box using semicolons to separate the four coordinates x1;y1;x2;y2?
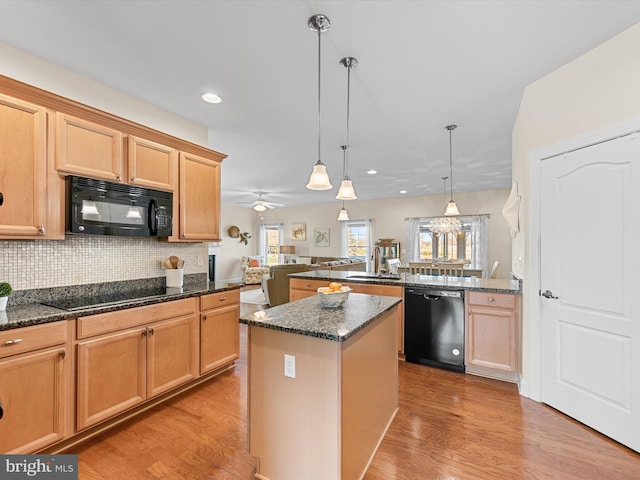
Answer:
76;298;198;430
200;290;240;374
465;291;521;382
0;322;69;453
289;278;405;353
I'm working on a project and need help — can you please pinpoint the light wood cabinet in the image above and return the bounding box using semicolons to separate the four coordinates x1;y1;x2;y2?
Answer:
289;278;405;353
0;94;64;239
0;322;69;453
169;151;222;242
55;112;123;181
200;290;240;374
127;136;177;191
76;298;198;430
465;291;521;382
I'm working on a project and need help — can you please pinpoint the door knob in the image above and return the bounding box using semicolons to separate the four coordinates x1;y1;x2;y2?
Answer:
540;289;559;299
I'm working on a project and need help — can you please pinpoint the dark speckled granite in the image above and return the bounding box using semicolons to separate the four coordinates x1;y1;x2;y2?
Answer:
0;274;242;332
240;292;401;342
289;270;522;294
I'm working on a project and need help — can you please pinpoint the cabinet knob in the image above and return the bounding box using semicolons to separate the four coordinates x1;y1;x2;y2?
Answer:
4;338;23;346
219;296;227;302
149;327;154;335
131;177;136;183
39;224;45;234
116;175;121;182
59;348;66;358
142;329;147;337
0;192;3;206
203;314;207;321
488;298;494;302
0;398;3;420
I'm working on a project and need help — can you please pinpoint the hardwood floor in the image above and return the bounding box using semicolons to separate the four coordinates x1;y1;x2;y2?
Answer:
72;312;640;479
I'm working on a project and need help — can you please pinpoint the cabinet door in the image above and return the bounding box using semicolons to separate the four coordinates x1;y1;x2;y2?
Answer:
56;112;123;181
0;94;49;238
466;306;519;374
200;303;240;374
127;136;177;191
0;346;68;453
76;328;146;430
147;315;198;398
173;151;221;241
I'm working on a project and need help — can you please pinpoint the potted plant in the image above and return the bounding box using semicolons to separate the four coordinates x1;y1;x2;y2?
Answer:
0;282;12;311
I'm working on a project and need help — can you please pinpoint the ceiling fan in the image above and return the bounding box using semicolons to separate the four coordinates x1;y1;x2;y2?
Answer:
238;192;285;212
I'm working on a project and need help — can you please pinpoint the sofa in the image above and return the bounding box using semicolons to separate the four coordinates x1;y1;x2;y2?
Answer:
241;256;271;284
261;258;366;306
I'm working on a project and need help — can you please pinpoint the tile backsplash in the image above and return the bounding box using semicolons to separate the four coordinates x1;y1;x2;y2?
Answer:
0;236;207;291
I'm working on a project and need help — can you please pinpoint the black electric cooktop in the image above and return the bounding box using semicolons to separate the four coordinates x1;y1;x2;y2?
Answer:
41;287;189;311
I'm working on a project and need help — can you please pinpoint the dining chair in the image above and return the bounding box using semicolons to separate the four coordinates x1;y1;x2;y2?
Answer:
436;261;465;277
408;262;437;275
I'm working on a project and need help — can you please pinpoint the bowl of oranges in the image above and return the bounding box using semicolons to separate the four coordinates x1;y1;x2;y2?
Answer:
317;282;351;308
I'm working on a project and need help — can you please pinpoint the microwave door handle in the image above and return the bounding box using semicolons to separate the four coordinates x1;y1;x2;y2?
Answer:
148;200;158;235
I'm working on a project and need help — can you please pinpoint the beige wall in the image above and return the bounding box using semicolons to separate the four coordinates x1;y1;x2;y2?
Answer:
241;188;512;279
214;205;257;281
512;23;640;388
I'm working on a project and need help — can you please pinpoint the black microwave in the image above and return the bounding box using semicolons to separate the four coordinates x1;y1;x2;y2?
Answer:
66;176;173;237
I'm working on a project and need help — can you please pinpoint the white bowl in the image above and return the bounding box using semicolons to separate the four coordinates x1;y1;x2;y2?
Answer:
317;286;351;308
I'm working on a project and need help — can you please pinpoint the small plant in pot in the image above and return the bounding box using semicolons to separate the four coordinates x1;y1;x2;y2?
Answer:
0;282;12;311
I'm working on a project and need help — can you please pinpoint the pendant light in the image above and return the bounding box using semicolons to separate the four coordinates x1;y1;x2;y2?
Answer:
429;177;461;234
336;57;358;200
444;124;460;216
306;14;332;190
337;200;350;221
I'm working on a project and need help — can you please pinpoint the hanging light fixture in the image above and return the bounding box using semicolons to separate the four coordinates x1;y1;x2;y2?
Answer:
306;14;333;190
337;200;350;221
253;203;267;212
444;124;460;216
429;176;461;234
336;57;358;200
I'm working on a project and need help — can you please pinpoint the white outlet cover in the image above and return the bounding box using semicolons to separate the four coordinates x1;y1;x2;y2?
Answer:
284;354;296;378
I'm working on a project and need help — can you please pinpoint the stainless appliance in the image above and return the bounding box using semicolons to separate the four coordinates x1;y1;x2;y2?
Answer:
404;288;465;372
67;175;173;237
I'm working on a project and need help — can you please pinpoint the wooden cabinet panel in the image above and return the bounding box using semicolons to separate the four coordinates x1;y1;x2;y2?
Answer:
465;291;521;382
0;94;62;239
76;328;146;430
200;303;240;375
290;278;326;301
56;112;123;181
0;321;67;359
0;346;68;453
200;289;240;311
171;151;221;242
127;136;177;191
147;315;198;398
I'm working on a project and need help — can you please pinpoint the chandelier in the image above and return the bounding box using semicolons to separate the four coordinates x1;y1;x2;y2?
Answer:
429;176;461;233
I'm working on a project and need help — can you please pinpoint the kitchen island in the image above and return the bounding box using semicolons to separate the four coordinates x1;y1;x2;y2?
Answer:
240;292;401;480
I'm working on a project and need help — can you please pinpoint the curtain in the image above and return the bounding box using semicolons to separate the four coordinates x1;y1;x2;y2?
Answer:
405;218;420;262
470;215;489;276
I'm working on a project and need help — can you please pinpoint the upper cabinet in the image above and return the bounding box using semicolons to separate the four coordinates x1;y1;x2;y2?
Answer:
55;113;123;181
127;136;177;192
169;152;222;242
0;94;64;239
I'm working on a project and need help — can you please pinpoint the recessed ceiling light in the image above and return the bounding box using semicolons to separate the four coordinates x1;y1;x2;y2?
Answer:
367;169;377;175
400;190;407;194
202;93;222;104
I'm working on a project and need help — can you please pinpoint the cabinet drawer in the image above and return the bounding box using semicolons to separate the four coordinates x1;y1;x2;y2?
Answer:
467;291;517;310
289;279;327;292
0;321;68;359
77;297;197;339
346;283;403;298
200;289;240;311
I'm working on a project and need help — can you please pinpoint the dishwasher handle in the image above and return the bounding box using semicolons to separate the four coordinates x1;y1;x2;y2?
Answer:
424;295;441;301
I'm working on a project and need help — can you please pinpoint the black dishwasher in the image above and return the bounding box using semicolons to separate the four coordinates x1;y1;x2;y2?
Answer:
404;288;465;372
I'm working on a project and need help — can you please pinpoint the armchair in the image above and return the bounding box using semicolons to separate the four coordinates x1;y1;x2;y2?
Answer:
241;256;270;285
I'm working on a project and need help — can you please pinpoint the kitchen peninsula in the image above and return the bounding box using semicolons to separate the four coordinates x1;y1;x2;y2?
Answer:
240;292;401;480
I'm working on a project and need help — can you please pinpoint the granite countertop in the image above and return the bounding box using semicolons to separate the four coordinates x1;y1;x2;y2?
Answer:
240;292;401;342
0;276;242;332
289;270;522;294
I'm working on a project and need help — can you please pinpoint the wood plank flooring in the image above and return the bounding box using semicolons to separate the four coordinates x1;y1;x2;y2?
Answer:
71;300;640;479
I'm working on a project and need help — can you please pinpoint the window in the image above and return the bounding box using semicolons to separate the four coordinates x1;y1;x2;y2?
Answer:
407;215;488;272
341;219;371;263
259;223;283;265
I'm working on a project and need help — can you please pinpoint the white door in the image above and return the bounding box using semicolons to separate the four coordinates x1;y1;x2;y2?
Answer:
540;133;639;452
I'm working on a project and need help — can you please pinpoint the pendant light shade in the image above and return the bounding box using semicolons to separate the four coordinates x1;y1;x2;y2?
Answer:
444;124;460;216
306;14;332;191
336;57;358;200
429;176;461;234
337;200;350;221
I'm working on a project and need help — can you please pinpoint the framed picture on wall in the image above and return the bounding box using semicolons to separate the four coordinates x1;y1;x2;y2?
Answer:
291;222;306;241
314;227;330;247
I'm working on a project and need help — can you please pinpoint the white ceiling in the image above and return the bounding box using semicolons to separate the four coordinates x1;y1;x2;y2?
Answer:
1;1;639;209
